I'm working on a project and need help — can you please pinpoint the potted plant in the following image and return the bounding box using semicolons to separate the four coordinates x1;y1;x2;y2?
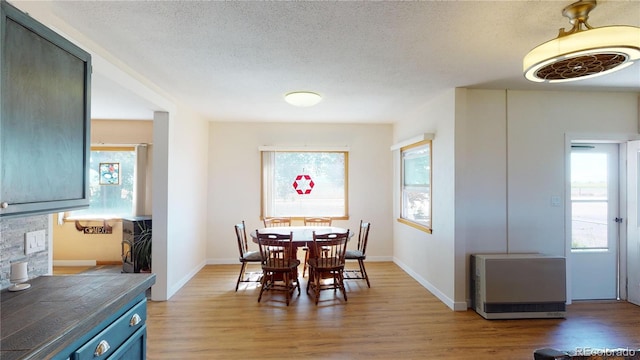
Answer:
133;222;152;272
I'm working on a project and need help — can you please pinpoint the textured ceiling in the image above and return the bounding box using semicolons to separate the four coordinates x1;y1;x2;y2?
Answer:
11;0;640;123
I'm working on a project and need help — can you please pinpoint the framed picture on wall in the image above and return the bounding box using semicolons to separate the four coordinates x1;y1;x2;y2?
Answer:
99;162;120;185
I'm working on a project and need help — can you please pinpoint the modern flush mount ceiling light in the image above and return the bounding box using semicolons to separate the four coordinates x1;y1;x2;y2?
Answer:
523;0;640;83
284;91;322;107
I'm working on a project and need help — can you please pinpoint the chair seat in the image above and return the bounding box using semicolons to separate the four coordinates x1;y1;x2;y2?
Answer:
262;258;300;272
241;251;262;262
308;257;343;271
345;249;364;259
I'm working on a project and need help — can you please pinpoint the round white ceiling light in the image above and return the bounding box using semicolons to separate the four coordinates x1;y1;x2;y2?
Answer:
284;91;322;107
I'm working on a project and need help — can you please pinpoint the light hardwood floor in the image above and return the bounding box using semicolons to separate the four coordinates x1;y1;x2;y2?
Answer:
52;266;92;275
145;262;640;359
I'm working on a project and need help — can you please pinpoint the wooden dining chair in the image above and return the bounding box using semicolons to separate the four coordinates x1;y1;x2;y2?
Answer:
306;230;349;305
263;217;291;227
303;217;332;227
234;221;262;291
344;220;371;287
301;217;332;276
256;230;301;306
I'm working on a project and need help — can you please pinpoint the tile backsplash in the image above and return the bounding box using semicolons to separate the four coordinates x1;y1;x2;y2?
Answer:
0;214;50;289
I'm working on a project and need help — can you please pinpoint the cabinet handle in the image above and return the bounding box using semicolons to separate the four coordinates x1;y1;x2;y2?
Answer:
0;202;7;209
94;340;110;357
129;313;142;326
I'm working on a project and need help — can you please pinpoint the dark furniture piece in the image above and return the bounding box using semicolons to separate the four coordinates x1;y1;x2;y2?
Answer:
306;230;349;305
302;217;333;277
0;1;91;217
0;274;155;360
122;216;152;273
234;220;262;291
256;231;301;306
344;220;371;287
263;217;292;227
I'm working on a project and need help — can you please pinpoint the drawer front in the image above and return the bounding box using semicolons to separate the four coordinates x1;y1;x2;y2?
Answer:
74;299;147;360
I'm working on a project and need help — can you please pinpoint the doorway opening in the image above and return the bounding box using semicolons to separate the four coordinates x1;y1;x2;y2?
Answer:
570;143;619;301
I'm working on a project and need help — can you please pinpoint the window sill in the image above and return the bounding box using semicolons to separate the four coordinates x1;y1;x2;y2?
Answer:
571;248;609;253
63;216;124;223
397;218;432;234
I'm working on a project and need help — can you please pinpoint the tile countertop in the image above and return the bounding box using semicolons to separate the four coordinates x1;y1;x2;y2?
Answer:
0;273;155;360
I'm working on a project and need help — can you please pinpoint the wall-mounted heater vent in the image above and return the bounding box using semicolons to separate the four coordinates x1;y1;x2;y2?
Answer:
470;254;566;319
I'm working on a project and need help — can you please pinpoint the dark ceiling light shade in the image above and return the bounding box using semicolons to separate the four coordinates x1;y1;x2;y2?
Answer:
284;91;322;107
523;0;640;83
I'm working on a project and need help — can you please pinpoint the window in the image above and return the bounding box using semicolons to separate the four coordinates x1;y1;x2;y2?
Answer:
261;150;348;219
399;140;432;233
571;147;612;251
68;146;136;219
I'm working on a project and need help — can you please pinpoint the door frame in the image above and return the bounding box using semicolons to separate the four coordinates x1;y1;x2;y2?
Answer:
564;133;640;303
626;140;640;306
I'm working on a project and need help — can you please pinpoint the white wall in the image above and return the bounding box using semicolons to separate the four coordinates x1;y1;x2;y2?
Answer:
207;122;394;265
162;106;210;300
392;89;462;310
455;89;508;305
393;88;639;311
456;90;508;256
505;90;638;255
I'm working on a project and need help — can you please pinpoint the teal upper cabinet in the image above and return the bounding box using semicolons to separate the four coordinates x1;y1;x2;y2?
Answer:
0;1;91;217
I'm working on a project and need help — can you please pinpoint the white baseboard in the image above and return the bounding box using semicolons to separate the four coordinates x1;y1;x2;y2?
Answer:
207;258;237;265
393;257;468;311
364;256;393;262
53;260;97;266
167;260;207;300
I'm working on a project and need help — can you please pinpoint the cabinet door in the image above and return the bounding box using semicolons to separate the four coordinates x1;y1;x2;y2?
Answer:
105;326;146;360
73;299;146;360
0;2;90;217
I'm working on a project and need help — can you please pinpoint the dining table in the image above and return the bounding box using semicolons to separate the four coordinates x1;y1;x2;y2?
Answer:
250;226;353;259
251;226;354;284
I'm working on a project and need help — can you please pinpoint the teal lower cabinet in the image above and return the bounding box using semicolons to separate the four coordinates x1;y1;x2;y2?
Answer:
0;274;155;360
105;326;147;360
71;298;147;360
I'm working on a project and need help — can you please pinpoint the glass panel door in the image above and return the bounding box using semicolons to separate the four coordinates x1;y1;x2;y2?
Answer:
570;143;618;300
571;151;608;250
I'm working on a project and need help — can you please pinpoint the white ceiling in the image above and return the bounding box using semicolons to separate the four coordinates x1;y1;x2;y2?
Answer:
14;0;640;123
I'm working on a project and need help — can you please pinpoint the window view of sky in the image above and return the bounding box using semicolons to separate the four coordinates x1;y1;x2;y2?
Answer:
571;153;607;183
